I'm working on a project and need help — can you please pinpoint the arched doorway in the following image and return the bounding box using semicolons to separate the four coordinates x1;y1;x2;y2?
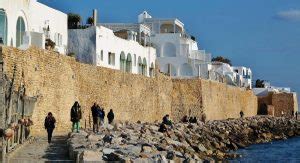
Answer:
120;52;126;71
16;17;26;47
126;53;132;73
162;42;176;57
0;9;8;45
179;63;193;76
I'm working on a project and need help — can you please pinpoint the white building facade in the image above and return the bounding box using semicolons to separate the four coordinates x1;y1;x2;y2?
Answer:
199;62;252;89
68;26;156;77
0;0;68;54
101;11;211;78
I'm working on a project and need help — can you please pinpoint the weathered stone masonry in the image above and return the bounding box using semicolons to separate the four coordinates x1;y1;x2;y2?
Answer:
1;47;258;134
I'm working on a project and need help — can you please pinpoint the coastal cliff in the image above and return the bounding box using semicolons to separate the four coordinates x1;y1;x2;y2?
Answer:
68;116;300;162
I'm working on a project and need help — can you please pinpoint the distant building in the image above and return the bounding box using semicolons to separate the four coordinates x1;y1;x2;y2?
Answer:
0;0;68;54
102;11;211;78
232;66;252;89
68;11;156;77
205;62;252;89
253;81;291;97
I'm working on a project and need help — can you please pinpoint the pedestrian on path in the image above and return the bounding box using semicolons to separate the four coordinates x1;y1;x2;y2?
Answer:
91;103;100;133
107;109;115;124
240;111;244;118
71;101;82;133
44;112;56;143
99;106;105;126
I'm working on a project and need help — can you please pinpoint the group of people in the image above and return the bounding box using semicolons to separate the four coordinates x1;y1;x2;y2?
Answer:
44;101;82;143
43;101;116;143
181;116;198;123
91;103;115;133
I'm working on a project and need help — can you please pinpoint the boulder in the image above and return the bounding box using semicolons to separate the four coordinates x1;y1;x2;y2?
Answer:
87;134;101;142
79;150;103;162
142;146;153;153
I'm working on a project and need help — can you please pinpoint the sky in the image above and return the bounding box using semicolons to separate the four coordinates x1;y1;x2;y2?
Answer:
39;0;300;97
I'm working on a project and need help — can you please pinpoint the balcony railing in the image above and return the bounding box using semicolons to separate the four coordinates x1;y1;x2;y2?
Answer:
189;50;211;63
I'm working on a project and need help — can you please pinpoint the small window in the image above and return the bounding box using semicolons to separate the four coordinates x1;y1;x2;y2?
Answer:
108;52;115;65
59;34;62;46
100;50;103;61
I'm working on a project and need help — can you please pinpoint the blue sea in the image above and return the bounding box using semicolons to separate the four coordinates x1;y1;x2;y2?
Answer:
229;137;300;163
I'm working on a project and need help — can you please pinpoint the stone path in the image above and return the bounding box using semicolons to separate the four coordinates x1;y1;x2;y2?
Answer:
8;134;73;163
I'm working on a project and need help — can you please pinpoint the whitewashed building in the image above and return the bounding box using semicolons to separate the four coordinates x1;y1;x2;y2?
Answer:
199;62;252;89
253;81;291;96
102;11;211;78
232;66;252;89
0;0;68;54
68;14;156;77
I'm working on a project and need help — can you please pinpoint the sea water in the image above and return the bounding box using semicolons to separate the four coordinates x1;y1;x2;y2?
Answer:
229;136;300;163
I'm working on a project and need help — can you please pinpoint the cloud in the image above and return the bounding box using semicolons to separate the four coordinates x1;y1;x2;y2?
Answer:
275;9;300;22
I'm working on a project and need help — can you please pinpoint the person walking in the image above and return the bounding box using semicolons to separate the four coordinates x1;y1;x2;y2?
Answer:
240;111;244;118
44;112;56;143
71;101;82;133
107;109;114;124
99;107;105;126
91;103;99;133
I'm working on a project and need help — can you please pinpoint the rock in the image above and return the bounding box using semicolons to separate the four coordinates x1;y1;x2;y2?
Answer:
104;124;114;130
150;125;159;131
102;148;115;155
205;150;213;155
133;158;150;163
125;145;142;154
79;150;102;162
197;143;207;152
166;151;175;160
67;117;300;162
142;146;153;153
112;137;123;145
103;152;123;161
87;134;100;142
103;134;113;144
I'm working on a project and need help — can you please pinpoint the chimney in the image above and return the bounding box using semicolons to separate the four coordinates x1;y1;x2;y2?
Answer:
93;9;98;26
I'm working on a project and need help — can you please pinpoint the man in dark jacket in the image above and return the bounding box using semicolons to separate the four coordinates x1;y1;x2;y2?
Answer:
162;115;173;127
91;103;99;133
44;112;56;143
107;109;114;124
71;101;82;133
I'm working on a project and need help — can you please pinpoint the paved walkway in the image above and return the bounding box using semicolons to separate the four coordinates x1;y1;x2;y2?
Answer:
8;134;73;163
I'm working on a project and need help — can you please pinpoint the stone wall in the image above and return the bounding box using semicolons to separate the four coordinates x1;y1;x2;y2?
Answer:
0;46;5;128
258;92;298;117
1;47;258;134
171;79;257;121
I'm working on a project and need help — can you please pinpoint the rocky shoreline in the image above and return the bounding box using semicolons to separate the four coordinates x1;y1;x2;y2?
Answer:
67;116;300;162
